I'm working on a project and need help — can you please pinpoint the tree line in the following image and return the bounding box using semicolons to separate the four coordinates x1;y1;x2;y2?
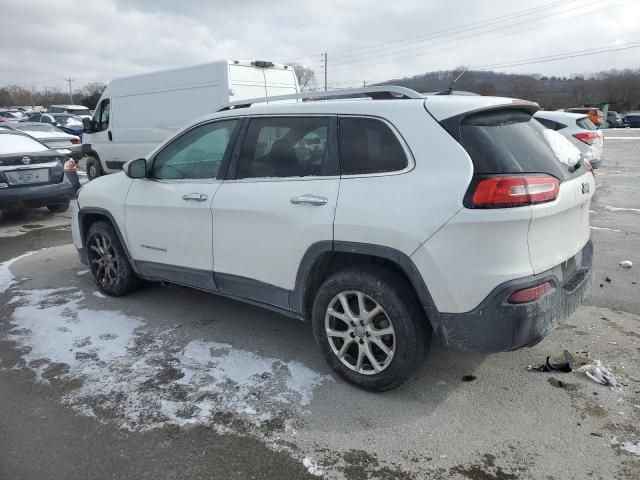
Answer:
3;67;639;112
379;68;640;112
0;82;107;109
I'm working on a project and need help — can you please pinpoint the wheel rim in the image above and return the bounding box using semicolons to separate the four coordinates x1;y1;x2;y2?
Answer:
88;164;97;178
88;233;118;288
325;291;396;375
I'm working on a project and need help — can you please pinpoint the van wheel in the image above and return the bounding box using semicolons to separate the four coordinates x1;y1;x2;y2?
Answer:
86;156;103;181
312;265;431;391
86;221;138;296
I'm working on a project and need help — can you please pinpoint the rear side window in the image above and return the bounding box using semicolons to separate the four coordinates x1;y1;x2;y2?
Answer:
235;117;331;179
339;117;408;175
576;118;596;130
536;117;557;130
454;109;582;181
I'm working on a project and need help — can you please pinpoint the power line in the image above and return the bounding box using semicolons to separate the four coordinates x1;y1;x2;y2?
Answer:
328;0;636;74
280;0;577;65
328;0;580;63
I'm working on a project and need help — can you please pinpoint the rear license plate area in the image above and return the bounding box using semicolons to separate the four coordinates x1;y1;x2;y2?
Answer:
5;168;50;185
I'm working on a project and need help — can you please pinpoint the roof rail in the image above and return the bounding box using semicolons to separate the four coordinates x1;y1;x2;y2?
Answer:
216;86;423;112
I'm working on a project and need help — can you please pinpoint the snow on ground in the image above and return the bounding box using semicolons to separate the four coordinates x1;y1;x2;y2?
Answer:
0;251;37;293
2;253;331;434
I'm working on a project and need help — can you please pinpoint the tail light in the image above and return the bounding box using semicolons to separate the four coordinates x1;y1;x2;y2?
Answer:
573;131;600;145
63;159;77;172
471;175;559;208
71;137;80;144
508;282;552;304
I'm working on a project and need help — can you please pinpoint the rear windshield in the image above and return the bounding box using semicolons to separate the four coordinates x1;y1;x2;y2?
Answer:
455;109;584;181
0;133;49;154
576;118;596;130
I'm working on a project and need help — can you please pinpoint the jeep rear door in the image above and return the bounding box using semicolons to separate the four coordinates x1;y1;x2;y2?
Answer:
211;116;339;309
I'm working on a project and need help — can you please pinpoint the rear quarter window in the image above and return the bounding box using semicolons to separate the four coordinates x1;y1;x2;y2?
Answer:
338;117;408;175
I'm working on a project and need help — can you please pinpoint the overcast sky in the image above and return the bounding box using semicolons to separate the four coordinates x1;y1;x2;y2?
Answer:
0;0;638;92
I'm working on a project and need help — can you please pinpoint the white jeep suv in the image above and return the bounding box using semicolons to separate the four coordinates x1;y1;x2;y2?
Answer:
71;87;595;391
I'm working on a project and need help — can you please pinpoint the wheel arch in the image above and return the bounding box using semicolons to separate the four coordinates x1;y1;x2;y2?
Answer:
292;241;440;330
78;207;140;275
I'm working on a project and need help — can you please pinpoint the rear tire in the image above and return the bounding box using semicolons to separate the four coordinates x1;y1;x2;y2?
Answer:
86;221;138;296
46;201;70;213
312;265;431;391
86;156;104;181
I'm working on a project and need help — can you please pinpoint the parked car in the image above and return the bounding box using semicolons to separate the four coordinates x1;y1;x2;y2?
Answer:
71;87;595;391
0;110;22;122
2;122;82;159
48;104;91;119
606;111;625;128
22;113;84;137
625;112;640;128
0;129;80;213
82;59;300;181
566;107;604;126
535;111;604;168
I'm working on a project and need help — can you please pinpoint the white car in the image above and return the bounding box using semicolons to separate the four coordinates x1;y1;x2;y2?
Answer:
48;104;92;119
8;122;81;158
71;87;595;391
535;111;604;168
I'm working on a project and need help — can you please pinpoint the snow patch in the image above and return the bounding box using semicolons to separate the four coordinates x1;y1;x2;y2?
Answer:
5;286;331;432
621;441;640;455
0;251;38;293
76;269;90;276
543;129;581;167
92;291;106;298
303;457;325;477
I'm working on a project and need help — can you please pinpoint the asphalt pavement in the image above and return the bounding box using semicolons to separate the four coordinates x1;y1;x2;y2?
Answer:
0;133;639;480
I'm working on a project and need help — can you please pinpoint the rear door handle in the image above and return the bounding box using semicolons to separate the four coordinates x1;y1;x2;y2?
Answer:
290;194;328;206
182;193;208;202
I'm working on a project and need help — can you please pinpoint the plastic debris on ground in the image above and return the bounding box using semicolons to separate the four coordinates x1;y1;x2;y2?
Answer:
577;360;617;387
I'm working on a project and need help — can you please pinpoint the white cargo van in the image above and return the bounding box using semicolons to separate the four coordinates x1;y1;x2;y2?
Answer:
81;59;299;180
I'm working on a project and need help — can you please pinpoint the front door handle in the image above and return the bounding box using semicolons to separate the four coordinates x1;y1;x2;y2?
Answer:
290;194;328;206
182;193;208;202
108;131;112;141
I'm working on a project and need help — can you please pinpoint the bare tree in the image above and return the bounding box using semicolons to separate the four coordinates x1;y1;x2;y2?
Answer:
290;63;317;91
80;82;107;109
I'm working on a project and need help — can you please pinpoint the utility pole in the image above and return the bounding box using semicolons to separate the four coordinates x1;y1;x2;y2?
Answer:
362;80;367;87
323;52;327;91
65;77;74;104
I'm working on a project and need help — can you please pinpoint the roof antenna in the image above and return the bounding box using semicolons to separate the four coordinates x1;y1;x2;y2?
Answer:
439;65;470;95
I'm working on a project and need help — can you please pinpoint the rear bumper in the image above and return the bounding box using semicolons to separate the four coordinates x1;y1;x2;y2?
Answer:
436;240;593;353
0;171;80;208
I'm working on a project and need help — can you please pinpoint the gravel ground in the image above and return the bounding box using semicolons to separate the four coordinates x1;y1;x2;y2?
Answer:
0;133;639;480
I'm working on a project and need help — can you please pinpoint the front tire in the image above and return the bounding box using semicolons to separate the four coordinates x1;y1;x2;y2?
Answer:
85;156;104;181
86;221;138;296
312;265;431;391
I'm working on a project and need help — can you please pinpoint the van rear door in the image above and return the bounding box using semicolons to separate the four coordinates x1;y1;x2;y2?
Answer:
263;66;298;97
228;63;269;101
228;62;298;102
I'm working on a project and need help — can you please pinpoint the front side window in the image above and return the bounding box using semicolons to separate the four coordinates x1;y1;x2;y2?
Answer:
92;100;110;132
152;119;238;180
235;117;331;179
338;117;408;175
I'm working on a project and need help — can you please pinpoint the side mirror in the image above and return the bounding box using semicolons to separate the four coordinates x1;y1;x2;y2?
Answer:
124;158;147;179
82;117;93;132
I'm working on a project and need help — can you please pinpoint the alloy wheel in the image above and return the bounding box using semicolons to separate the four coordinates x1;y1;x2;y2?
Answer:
88;233;119;288
325;290;396;375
